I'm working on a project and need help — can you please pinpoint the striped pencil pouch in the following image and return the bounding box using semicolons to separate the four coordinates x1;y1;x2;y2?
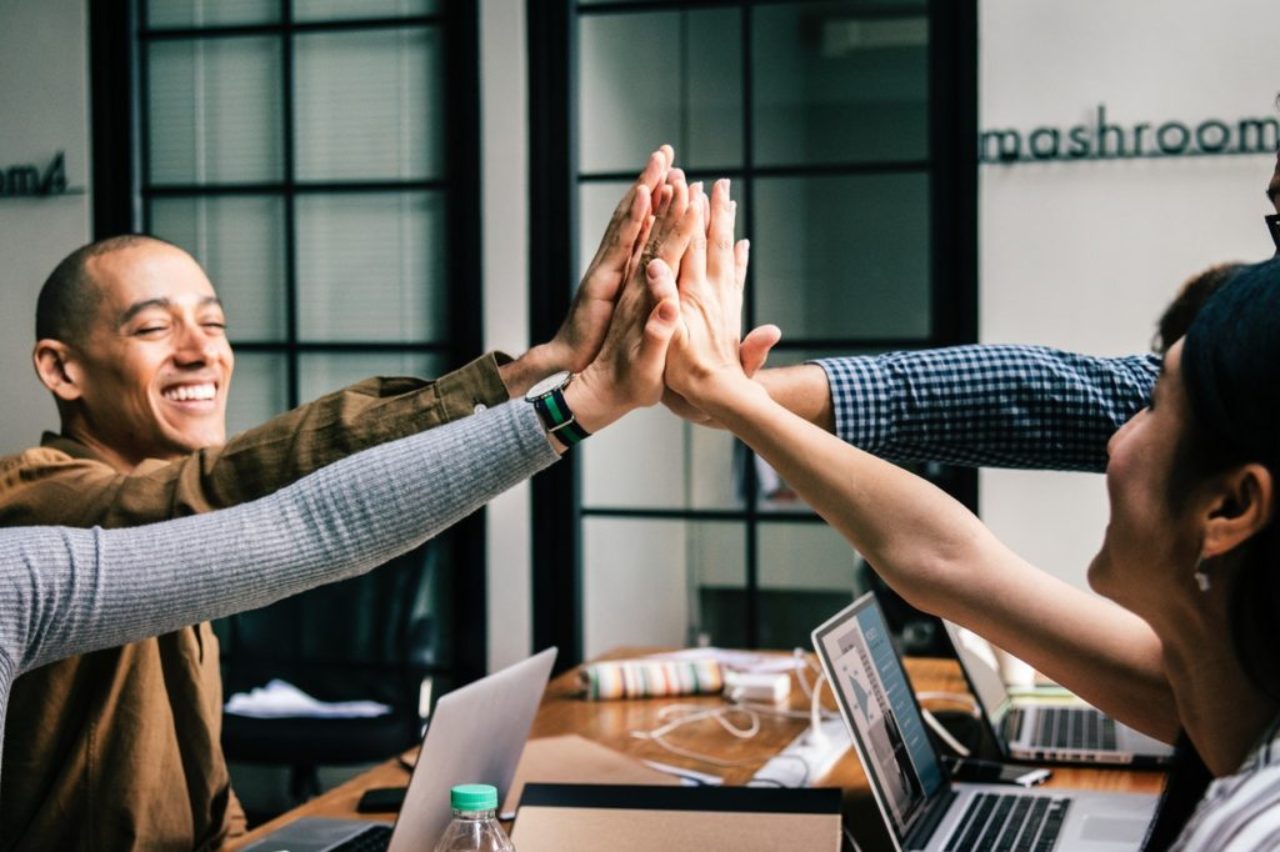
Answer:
579;659;724;700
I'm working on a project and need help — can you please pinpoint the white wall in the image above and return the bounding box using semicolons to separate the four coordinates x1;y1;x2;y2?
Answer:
0;0;91;453
979;0;1280;589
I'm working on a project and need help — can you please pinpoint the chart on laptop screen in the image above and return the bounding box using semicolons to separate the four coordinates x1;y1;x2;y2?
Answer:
818;603;943;834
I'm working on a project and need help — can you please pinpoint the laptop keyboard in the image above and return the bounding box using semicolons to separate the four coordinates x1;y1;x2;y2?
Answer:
943;792;1070;852
1034;707;1118;751
331;824;393;852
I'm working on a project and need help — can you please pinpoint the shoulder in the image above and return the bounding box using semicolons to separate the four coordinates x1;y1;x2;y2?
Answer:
1177;760;1280;851
0;444;87;481
0;447;118;525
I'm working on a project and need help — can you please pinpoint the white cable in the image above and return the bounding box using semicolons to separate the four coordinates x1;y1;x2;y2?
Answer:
630;653;845;771
921;707;971;758
915;691;981;717
793;647;824;701
630;704;763;768
807;671;830;746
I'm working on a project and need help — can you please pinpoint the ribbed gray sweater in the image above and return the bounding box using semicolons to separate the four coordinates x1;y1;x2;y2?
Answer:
0;401;558;791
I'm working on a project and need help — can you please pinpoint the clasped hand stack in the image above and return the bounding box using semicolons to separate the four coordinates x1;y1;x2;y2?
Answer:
545;145;783;446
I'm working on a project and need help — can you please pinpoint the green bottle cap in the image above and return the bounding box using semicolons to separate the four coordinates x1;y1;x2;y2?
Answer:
450;783;498;811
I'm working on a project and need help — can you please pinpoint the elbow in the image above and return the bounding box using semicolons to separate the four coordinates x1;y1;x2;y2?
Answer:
859;524;990;619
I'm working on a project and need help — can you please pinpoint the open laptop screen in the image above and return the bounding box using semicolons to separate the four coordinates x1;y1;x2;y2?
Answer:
942;619;1015;744
814;594;945;842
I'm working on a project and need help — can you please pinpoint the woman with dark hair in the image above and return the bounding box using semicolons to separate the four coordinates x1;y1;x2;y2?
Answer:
662;178;1280;850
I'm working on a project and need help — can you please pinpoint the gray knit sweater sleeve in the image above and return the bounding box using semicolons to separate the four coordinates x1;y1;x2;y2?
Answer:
0;401;558;779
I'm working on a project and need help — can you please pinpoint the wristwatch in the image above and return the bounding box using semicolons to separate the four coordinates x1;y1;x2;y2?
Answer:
525;370;591;446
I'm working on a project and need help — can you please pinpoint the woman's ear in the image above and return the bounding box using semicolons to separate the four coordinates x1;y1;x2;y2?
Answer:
33;339;84;402
1201;463;1274;558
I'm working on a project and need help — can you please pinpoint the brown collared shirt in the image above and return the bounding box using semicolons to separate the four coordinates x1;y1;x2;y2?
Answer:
0;355;510;851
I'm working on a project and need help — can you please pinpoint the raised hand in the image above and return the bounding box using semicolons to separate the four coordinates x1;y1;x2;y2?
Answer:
557;176;702;438
660;179;779;425
663;179;761;406
546;146;674;373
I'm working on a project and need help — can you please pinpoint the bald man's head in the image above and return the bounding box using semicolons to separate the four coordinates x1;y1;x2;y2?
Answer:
35;235;180;345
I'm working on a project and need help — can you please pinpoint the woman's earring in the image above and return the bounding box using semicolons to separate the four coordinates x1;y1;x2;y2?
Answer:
1194;559;1212;593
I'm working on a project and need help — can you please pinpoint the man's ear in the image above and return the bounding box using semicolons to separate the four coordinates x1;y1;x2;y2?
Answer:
33;339;84;402
1201;463;1274;559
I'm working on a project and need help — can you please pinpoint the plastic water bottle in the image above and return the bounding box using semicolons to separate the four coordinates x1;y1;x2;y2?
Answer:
432;784;515;852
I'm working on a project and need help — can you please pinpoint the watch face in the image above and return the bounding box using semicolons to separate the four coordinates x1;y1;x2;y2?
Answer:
525;370;572;401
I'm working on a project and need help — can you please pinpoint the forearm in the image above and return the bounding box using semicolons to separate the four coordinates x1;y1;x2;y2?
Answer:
700;376;1178;740
756;365;835;432
813;346;1159;472
11;402;558;674
497;343;564;398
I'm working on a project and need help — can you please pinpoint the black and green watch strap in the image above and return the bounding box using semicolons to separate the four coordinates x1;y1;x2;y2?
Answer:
532;387;591;445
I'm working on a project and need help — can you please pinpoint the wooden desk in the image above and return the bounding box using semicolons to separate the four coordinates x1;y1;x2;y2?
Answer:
234;654;1164;849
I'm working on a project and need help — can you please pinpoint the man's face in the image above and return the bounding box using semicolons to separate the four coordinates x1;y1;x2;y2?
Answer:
70;243;234;463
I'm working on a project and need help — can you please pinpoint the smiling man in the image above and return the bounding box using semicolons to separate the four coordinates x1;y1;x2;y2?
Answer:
33;238;235;470
0;144;679;852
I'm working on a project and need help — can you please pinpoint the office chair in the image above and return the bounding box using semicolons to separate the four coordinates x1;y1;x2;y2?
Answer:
219;541;444;806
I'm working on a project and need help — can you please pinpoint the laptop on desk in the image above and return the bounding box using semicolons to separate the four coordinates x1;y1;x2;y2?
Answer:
941;619;1174;768
242;648;557;852
813;595;1156;852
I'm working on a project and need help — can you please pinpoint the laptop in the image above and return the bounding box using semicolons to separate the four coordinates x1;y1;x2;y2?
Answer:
243;647;557;852
813;595;1156;851
942;619;1174;767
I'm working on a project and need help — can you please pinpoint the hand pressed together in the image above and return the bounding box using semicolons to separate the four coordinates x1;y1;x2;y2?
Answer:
553;151;776;442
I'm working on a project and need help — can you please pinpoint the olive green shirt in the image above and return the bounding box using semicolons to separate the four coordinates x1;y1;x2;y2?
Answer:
0;355;510;851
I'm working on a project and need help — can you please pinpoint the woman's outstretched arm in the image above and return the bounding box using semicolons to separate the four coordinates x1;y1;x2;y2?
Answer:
663;179;1178;743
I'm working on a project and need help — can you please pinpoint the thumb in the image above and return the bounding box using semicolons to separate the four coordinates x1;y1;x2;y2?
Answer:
630;299;679;405
645;257;678;304
740;324;782;376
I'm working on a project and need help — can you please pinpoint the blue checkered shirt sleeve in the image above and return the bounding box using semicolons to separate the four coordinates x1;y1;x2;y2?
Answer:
814;345;1160;473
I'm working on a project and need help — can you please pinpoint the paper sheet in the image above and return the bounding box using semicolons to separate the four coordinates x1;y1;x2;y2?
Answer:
224;678;392;719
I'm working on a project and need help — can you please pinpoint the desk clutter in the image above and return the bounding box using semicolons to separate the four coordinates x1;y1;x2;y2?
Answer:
579;658;723;700
578;648;802;700
233;637;1167;852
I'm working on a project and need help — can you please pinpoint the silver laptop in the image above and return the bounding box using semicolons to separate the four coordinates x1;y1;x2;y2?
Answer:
942;619;1173;767
243;647;557;852
813;595;1156;851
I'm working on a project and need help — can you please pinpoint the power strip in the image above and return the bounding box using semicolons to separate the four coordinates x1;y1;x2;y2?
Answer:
747;717;851;788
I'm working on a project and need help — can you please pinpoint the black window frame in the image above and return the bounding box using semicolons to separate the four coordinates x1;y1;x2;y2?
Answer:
89;0;489;686
528;0;978;668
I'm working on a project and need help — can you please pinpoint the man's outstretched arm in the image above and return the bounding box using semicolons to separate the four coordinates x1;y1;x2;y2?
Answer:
752;345;1159;473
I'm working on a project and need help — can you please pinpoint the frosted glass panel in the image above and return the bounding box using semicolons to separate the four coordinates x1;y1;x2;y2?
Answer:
149;196;287;341
759;523;861;592
752;173;930;340
576;182;630;290
753;3;928;166
148;38;283;184
226;353;289;437
582;406;742;511
299;352;444;401
295;192;447;342
757;522;862;648
584;518;745;657
293;0;437;21
147;0;278;27
578;10;742;172
294;29;443;181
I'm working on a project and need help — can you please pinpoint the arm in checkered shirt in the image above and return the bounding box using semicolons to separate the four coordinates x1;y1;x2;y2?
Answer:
798;344;1160;473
